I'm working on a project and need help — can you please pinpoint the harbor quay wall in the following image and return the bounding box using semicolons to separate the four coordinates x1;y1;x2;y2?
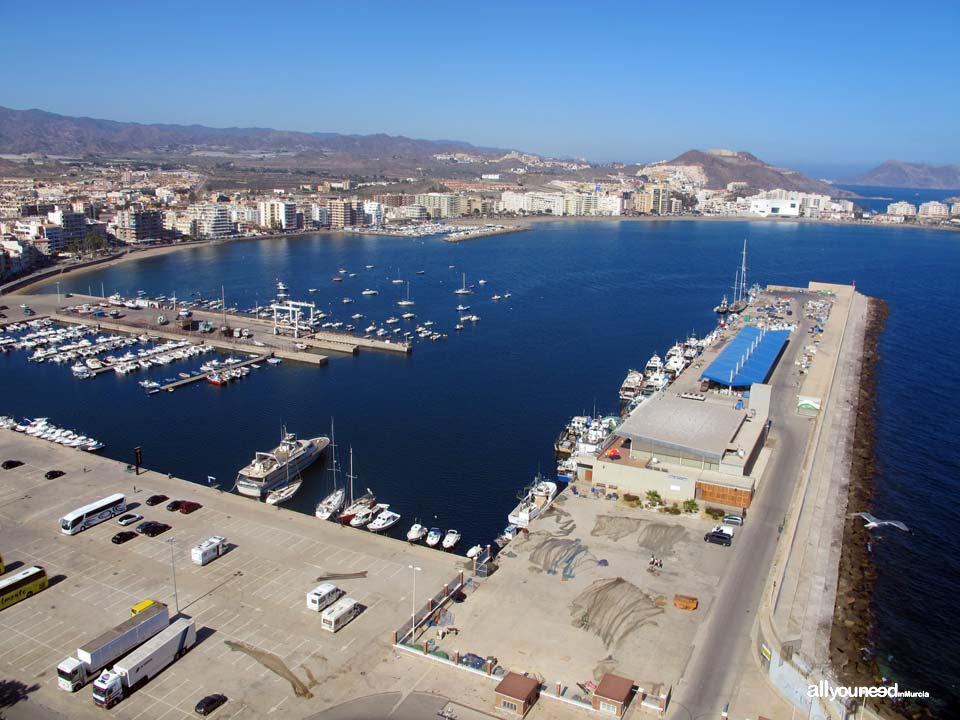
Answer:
754;283;870;720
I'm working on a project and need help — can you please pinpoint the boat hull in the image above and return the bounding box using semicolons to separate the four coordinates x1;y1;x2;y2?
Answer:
236;436;329;498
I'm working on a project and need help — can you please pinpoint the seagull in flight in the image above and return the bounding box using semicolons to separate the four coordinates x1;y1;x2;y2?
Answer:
850;512;909;532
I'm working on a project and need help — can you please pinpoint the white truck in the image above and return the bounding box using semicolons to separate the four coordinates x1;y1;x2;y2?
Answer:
191;536;227;566
92;617;196;708
57;601;169;692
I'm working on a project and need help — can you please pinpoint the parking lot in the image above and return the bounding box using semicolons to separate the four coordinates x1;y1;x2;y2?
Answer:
0;431;460;719
412;487;738;700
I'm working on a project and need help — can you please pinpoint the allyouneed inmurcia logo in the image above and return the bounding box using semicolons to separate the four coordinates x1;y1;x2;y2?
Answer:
807;681;930;701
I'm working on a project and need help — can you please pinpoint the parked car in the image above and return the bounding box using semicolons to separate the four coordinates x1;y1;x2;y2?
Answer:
44;469;65;479
136;520;159;534
117;513;143;526
194;693;228;716
143;523;171;537
704;531;732;547
723;515;744;526
166;500;183;512
111;531;138;545
145;494;168;506
179;501;202;514
449;590;467;603
2;460;23;470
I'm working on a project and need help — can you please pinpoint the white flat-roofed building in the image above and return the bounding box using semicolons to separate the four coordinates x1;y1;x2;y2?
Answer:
747;197;800;217
501;190;565;215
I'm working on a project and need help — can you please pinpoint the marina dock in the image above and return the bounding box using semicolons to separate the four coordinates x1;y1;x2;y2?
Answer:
153;353;270;392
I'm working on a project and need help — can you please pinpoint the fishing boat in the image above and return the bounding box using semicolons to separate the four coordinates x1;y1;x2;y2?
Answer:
315;420;346;520
235;429;329;498
426;528;443;547
406;522;427;542
495;525;518;548
207;372;226;386
368;508;401;532
441;529;461;549
337;448;376;523
507;474;558;528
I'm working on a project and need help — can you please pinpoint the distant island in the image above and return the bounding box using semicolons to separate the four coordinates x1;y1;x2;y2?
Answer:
845;160;960;190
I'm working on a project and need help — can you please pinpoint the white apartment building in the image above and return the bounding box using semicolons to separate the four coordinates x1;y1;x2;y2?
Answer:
501;191;565;215
918;201;949;218
188;204;234;239
363;201;384;226
951;202;960;216
258;200;297;230
311;205;330;227
414;193;463;219
597;194;624;216
886;201;917;216
398;204;428;220
230;205;260;224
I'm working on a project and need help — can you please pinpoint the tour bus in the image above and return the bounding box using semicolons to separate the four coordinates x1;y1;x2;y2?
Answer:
60;494;127;535
0;566;48;610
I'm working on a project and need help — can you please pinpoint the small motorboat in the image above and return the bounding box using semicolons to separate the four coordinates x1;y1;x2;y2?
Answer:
426;527;442;547
368;508;401;532
466;544;483;559
442;529;461;550
350;502;386;528
407;522;427;542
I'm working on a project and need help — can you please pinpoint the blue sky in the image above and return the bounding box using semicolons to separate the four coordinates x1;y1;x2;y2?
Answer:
1;1;958;174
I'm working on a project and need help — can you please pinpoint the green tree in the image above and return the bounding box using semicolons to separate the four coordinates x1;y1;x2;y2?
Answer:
683;499;699;514
645;490;662;506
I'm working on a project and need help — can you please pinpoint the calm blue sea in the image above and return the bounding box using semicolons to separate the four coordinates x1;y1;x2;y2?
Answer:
836;184;960;214
4;220;958;711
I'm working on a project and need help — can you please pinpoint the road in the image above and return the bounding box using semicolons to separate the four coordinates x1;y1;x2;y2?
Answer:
669;296;816;720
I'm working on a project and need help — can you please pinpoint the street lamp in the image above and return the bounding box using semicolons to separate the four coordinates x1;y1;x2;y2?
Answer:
408;564;421;640
56;281;61;306
168;538;179;614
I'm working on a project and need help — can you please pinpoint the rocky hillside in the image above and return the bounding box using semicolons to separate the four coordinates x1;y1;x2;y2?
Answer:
651;149;844;195
845;160;960;189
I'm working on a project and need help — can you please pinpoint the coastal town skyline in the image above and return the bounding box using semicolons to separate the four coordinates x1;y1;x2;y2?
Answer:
1;1;958;169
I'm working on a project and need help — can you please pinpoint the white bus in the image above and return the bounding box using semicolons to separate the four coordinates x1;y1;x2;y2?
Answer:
60;494;127;535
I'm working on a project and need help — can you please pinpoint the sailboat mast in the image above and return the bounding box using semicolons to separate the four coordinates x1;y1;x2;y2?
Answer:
733;269;740;304
347;447;355;505
740;239;748;303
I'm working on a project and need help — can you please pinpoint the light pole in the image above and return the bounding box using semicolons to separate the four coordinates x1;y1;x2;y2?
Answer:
168;538;179;613
408;564;421;640
56;281;61;306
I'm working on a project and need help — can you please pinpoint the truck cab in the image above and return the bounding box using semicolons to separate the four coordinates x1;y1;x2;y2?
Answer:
57;657;86;692
92;669;123;708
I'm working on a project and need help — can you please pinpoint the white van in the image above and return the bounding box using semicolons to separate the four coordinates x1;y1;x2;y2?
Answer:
190;536;227;566
712;525;735;538
321;597;360;632
306;583;343;612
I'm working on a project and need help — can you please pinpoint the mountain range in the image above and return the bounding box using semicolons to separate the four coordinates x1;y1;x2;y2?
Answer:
844;160;960;190
0;106;511;160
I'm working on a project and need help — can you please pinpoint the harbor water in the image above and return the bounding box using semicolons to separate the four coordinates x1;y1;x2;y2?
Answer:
3;219;959;711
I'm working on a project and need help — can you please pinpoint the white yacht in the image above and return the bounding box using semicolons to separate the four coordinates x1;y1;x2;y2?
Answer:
507;475;559;528
368;508;401;532
426;527;442;547
644;353;663;374
350;503;385;528
361;289;378;296
235;430;329;498
396;281;415;307
441;529;461;550
406;522;427;542
619;369;644;403
454;273;472;295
